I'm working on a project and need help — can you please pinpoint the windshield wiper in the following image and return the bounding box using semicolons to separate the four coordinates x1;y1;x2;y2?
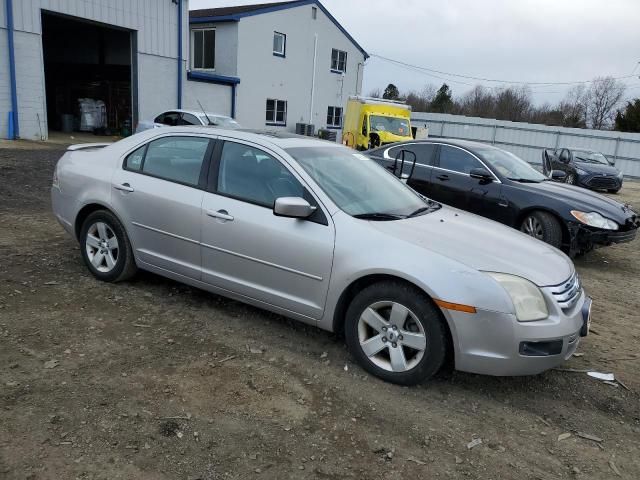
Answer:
353;212;406;221
408;203;441;218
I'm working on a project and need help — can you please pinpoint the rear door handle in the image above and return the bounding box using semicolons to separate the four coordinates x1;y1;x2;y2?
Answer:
114;183;134;192
206;209;234;221
436;174;450;181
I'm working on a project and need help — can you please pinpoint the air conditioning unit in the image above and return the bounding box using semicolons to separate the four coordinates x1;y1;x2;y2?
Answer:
318;129;338;142
296;123;315;136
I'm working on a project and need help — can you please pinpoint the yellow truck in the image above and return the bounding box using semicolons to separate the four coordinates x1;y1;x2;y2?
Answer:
342;96;413;150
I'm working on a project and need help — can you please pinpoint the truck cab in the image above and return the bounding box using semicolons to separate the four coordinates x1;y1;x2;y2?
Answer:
343;96;413;150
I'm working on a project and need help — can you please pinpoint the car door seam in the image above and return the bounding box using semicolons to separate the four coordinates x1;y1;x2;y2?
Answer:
200;241;324;281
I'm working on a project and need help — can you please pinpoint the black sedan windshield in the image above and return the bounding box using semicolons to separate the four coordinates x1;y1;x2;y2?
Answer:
477;147;546;183
573;150;609;165
287;146;432;219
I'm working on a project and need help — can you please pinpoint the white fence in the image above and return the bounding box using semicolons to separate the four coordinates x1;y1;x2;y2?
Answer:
411;112;640;177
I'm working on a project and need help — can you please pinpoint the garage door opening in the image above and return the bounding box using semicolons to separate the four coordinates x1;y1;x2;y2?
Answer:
41;11;137;139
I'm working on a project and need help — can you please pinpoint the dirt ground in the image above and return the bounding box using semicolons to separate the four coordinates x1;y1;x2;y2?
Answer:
1;143;639;480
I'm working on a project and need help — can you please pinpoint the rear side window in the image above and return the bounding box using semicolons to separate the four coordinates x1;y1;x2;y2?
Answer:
180;113;201;126
125;137;210;187
388;144;437;165
438;145;481;174
125;145;146;171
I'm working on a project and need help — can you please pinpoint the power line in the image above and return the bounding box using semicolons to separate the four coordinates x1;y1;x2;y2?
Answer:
370;54;638;87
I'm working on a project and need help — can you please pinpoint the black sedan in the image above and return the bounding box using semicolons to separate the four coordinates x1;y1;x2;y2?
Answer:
367;139;639;256
542;147;623;193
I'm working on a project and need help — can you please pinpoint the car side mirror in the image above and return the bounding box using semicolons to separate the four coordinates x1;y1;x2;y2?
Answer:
559;152;570;163
274;197;316;219
469;167;494;181
550;170;567;181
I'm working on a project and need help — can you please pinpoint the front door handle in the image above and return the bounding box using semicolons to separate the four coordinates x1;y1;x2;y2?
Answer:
436;174;450;181
114;183;134;192
206;209;234;221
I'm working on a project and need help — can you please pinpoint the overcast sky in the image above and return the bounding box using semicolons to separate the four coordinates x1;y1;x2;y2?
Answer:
189;0;640;105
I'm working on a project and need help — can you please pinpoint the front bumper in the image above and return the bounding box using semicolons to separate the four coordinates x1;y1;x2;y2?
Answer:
569;221;638;253
447;289;588;376
577;174;622;191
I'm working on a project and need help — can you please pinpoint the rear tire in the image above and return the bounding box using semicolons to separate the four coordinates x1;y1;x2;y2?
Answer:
520;211;563;249
80;210;137;283
607;188;620;194
344;281;447;386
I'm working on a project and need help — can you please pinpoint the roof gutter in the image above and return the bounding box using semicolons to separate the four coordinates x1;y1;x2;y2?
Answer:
5;0;19;139
177;0;183;109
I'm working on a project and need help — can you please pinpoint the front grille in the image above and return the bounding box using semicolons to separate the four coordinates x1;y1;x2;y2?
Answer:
549;272;582;310
586;176;618;189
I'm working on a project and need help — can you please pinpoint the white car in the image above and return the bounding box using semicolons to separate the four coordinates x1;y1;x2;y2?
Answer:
136;109;240;133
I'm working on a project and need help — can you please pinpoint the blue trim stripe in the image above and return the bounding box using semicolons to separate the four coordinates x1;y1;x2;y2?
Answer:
189;0;369;59
6;0;19;139
187;71;241;85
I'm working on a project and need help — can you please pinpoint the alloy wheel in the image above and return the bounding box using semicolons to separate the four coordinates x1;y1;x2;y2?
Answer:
85;222;119;273
357;301;427;373
566;174;576;185
521;216;544;240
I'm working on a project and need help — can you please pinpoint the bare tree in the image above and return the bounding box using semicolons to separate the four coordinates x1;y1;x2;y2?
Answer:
403;83;437;112
558;85;588;128
459;85;495;118
584;77;626;130
493;85;532;122
368;88;382;98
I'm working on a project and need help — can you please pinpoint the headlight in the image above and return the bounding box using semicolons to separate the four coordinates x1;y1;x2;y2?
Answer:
617;171;624;179
486;272;548;322
575;168;587;175
570;211;619;230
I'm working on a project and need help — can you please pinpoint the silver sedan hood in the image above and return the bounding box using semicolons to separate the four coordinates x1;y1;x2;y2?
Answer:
369;207;573;287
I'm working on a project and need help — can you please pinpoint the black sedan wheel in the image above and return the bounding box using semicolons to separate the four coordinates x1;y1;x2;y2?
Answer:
565;173;576;185
520;211;563;248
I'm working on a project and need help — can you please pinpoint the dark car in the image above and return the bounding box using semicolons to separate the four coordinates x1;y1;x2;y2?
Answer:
367;139;639;256
542;147;623;193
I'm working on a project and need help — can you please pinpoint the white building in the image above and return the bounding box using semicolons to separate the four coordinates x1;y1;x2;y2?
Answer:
1;0;189;140
186;0;368;137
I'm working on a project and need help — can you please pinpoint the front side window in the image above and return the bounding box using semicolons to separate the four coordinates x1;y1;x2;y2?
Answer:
331;49;347;73
140;136;210;186
217;142;304;207
327;106;343;128
192;28;215;70
266;99;287;125
438;145;482;174
287;146;428;218
273;32;286;56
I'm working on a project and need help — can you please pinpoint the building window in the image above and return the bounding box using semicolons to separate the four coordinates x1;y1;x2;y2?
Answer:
273;32;286;57
311;6;317;19
331;49;347;73
327;106;343;128
191;28;215;70
266;99;287;126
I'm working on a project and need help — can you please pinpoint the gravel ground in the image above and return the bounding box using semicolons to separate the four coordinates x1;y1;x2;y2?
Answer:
1;145;639;480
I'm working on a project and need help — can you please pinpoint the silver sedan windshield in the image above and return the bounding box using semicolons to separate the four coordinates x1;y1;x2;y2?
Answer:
286;146;427;218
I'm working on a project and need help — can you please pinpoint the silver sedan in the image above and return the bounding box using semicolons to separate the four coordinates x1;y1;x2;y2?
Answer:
51;128;590;385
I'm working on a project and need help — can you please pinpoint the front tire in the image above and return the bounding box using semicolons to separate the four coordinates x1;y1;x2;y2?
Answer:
520;211;563;248
344;281;447;386
80;210;137;282
565;173;576;185
607;188;620;194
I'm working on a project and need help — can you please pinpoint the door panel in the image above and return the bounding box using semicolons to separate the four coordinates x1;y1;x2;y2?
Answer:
384;143;438;196
430;170;471;209
110;136;212;279
201;140;335;319
467;180;512;224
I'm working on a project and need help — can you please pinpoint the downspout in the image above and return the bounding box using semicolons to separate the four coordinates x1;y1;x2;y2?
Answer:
177;0;183;109
309;34;318;124
231;84;236;119
6;0;19;139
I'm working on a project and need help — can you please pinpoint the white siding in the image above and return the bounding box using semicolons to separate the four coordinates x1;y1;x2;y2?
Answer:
234;4;365;134
1;0;188;140
183;81;232;117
